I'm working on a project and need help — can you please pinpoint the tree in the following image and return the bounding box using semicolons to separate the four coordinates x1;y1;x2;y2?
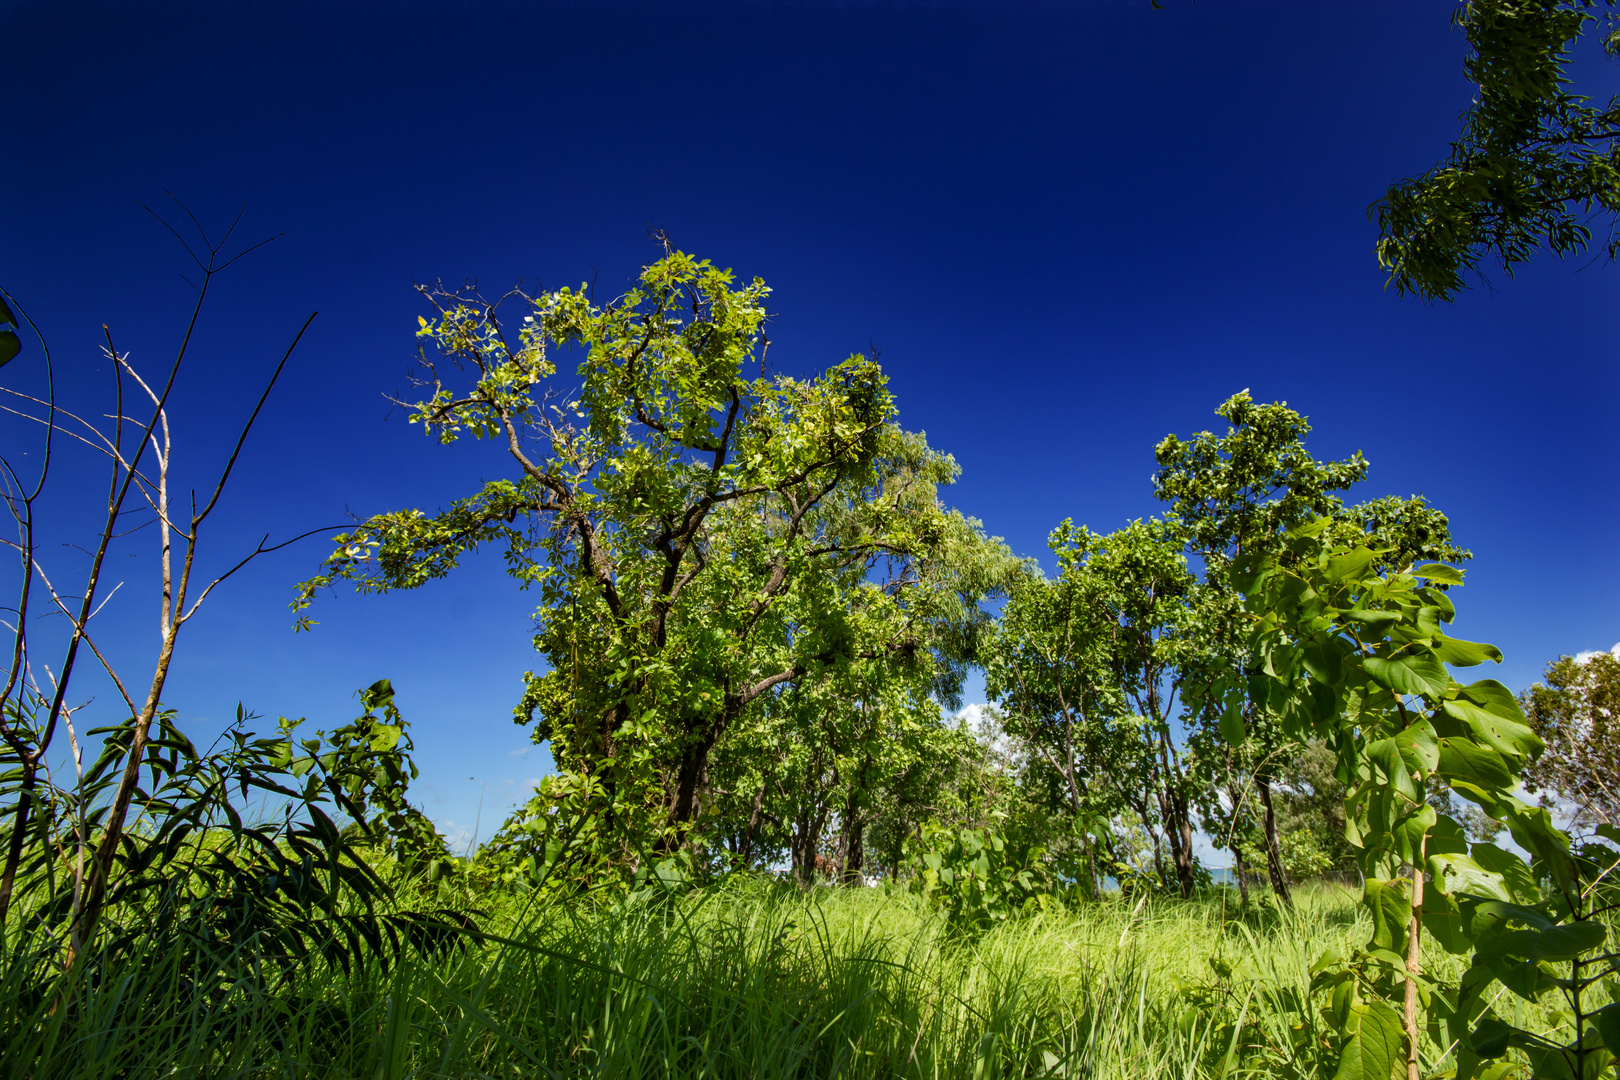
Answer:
302;244;1009;855
1521;648;1620;829
983;522;1142;897
1375;0;1620;300
986;518;1207;897
1154;391;1470;905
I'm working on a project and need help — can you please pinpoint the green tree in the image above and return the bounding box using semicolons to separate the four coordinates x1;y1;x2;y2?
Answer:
983;523;1140;897
986;518;1206;897
302;246;1003;856
1376;0;1620;300
1521;649;1620;829
1154;391;1468;906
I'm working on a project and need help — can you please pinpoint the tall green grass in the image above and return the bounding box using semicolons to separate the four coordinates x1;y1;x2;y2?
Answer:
0;880;1590;1079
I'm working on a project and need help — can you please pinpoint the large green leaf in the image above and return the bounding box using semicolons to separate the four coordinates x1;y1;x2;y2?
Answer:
1522;921;1605;960
1326;547;1377;585
1483;921;1605;963
1422;889;1471;954
1364;651;1451;700
1595;1003;1620;1056
1393;719;1439;774
1454;679;1526;720
1365;877;1412;954
1347;608;1400;636
1220;689;1246;744
1437;738;1514;792
1414;562;1465;585
1333;1001;1404;1080
1430;853;1511;902
1470;1013;1513;1058
1433;636;1504;667
1469;845;1540;904
0;295;15;327
0;330;19;368
1441;698;1542;761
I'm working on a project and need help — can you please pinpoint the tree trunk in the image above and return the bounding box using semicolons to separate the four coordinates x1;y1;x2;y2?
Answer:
737;776;769;869
1170;812;1196;899
661;726;722;850
841;817;865;885
1232;845;1250;907
1256;775;1293;908
0;757;37;928
792;811;814;886
1157;786;1197;899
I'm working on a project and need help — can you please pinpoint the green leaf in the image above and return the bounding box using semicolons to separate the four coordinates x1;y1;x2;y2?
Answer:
1365;877;1412;953
1430;853;1511;902
1414;562;1465;585
1326;547;1377;585
1437;738;1514;792
1523;920;1605;960
1595;1003;1620;1057
1470;1013;1513;1058
1454;679;1524;719
1394;719;1439;774
1422;888;1470;954
1347;608;1399;636
1441;698;1543;762
1469;898;1555;932
1334;1000;1404;1080
0;330;19;368
1364;651;1451;699
1220;690;1246;743
0;295;15;327
1433;636;1503;667
1470;845;1541;904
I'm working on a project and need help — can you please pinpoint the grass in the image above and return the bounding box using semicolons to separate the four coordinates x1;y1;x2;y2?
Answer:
0;878;1596;1079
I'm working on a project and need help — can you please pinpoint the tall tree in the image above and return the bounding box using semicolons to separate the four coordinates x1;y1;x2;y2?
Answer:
983;522;1140;896
301;246;1006;853
986;518;1205;897
1154;391;1468;904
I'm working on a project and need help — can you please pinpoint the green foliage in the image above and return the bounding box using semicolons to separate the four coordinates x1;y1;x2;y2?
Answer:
0;693;473;992
284;679;458;883
1235;519;1620;1080
1522;650;1620;829
1375;0;1620;300
300;246;1016;869
904;815;1056;933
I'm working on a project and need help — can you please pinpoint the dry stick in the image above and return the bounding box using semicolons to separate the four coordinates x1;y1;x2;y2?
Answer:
75;313;314;945
73;317;312;952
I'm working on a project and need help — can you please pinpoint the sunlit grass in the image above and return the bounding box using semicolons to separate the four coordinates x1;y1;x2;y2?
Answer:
3;878;1598;1079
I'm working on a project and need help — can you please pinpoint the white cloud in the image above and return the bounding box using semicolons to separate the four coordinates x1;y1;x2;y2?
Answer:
1572;643;1620;664
953;702;998;729
435;818;475;855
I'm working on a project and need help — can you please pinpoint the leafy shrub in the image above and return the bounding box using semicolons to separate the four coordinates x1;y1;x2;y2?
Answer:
904;814;1055;932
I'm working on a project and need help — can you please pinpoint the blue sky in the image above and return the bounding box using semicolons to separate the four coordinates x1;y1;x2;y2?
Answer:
3;0;1616;849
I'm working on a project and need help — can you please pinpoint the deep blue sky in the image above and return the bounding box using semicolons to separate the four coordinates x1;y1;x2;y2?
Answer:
4;0;1616;847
